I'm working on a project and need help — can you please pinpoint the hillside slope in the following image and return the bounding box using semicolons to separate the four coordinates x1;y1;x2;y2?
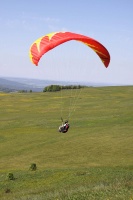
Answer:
0;86;133;199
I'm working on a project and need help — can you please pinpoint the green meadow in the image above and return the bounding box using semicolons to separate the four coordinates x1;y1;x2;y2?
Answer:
0;86;133;199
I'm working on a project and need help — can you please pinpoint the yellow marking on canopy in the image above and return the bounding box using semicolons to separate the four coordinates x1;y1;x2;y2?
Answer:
82;41;108;58
35;36;44;52
34;32;58;52
46;32;58;40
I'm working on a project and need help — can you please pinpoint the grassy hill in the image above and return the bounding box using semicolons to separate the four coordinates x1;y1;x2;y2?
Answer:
0;86;133;199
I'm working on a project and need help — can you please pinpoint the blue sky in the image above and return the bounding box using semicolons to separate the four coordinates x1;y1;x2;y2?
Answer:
0;0;133;85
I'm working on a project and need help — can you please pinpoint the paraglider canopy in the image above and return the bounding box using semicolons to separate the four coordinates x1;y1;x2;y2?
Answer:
29;31;110;67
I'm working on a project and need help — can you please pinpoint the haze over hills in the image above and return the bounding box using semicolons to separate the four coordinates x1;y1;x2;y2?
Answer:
0;76;118;92
0;77;45;92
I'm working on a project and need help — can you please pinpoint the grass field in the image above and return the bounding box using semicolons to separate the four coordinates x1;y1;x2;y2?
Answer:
0;86;133;199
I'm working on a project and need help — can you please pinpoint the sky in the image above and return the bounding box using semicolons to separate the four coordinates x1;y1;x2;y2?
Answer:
0;0;133;85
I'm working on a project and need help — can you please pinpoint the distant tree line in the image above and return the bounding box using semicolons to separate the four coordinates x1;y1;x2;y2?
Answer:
18;90;32;93
43;85;86;92
0;87;19;93
0;87;33;93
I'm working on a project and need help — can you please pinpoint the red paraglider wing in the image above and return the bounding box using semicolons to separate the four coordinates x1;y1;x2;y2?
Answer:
29;32;110;67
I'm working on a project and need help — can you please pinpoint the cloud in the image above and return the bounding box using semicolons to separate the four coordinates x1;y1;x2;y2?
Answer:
28;16;60;23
